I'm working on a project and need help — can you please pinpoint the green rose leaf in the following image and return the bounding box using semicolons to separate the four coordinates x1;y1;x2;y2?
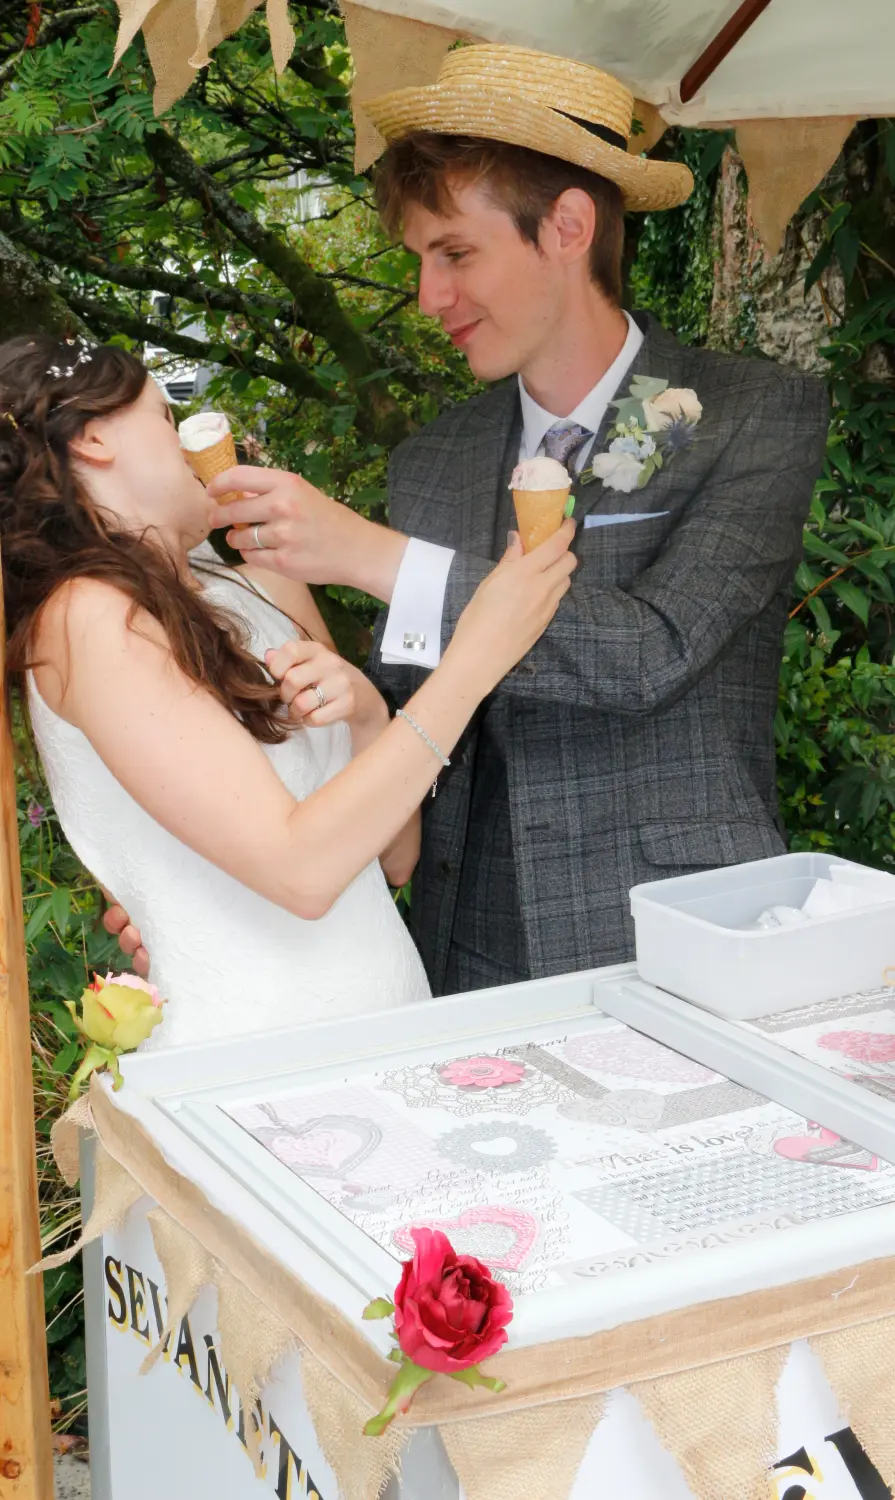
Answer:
629;375;669;400
362;1298;395;1321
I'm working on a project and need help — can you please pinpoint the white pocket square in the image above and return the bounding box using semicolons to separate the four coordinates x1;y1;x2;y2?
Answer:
583;512;669;529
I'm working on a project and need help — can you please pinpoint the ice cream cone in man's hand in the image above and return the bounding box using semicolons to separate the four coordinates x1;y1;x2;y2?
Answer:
510;457;574;552
179;412;241;506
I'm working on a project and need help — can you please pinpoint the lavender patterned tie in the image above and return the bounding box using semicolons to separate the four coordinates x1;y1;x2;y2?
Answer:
542;421;593;473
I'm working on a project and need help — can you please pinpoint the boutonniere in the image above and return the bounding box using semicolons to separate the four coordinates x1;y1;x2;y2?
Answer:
585;376;703;495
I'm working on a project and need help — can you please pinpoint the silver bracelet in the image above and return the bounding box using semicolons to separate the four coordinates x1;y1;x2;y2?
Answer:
396;709;451;797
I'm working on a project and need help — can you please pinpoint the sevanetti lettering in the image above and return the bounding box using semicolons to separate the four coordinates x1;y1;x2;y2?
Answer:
105;1255;327;1499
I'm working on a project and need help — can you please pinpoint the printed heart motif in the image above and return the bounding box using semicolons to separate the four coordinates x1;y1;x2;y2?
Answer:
392;1207;539;1272
774;1127;878;1172
271;1115;382;1178
472;1137;519;1157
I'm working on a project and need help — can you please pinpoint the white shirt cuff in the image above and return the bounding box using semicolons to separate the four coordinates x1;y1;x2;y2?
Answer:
380;537;455;670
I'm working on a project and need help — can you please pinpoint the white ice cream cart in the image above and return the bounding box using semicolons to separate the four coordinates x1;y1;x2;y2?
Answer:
72;954;895;1500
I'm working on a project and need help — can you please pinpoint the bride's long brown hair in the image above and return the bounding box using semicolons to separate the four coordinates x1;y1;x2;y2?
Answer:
0;334;288;743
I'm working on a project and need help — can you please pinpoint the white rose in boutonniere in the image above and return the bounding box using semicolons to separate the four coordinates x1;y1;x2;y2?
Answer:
642;387;703;432
584;375;703;495
591;431;657;494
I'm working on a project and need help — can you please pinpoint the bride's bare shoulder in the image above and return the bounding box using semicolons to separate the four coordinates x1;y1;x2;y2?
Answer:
32;577;168;714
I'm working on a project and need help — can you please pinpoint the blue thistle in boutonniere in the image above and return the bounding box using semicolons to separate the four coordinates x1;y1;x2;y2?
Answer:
586;376;703;494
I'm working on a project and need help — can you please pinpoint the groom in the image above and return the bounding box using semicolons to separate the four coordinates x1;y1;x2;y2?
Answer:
111;46;830;996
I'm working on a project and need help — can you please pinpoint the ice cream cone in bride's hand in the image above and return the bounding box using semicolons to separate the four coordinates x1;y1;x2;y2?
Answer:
179;412;241;507
510;457;573;552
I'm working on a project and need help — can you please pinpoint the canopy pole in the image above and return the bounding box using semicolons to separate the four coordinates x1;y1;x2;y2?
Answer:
680;0;773;103
0;550;54;1498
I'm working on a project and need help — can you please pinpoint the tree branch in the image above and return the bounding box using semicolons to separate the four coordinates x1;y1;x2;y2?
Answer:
145;126;409;443
0;3;103;84
66;293;334;403
1;213;297;323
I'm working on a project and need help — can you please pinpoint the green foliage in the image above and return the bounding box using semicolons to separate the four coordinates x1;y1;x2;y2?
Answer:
627;130;725;346
16;720;120;1429
777;292;895;867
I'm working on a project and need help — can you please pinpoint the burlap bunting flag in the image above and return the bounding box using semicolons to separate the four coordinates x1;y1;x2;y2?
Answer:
811;1316;895;1490
632;1346;788;1500
439;1394;606;1500
340;1;465;172
113;0;294;115
735;116;858;255
301;1349;408;1500
31;1140;144;1273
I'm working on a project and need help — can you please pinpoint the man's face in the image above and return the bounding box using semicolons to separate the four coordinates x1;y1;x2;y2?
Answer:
403;177;567;383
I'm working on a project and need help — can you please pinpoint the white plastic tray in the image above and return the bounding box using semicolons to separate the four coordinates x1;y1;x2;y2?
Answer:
630;852;895;1018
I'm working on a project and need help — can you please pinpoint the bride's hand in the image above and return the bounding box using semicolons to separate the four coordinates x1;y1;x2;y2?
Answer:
446;521;577;692
266;638;388;730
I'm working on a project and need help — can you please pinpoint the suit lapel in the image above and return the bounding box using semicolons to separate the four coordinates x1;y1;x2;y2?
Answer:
460;382;520;561
574;314;687;526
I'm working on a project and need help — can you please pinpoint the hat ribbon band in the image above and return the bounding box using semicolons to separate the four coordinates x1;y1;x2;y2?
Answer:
551;110;628;152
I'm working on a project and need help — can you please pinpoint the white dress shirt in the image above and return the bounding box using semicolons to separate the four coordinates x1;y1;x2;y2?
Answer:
380;312;644;668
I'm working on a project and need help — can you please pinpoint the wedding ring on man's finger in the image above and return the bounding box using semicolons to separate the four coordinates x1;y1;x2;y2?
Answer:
312;684;327;710
252;523;265;550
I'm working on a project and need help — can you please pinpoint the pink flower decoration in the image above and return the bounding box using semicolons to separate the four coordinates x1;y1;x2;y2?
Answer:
438;1057;526;1089
817;1030;895;1064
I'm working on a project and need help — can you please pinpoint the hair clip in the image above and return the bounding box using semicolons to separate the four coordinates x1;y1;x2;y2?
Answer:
46;337;94;381
0;411;18;429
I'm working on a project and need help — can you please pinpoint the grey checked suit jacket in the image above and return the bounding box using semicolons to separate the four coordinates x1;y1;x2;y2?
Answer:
369;313;830;996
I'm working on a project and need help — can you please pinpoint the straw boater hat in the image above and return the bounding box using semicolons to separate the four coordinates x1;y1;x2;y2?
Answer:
364;43;693;213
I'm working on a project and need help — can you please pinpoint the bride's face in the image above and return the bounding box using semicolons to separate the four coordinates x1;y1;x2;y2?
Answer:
70;379;213;551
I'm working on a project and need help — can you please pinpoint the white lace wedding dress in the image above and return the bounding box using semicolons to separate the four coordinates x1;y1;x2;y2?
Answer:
28;544;431;1048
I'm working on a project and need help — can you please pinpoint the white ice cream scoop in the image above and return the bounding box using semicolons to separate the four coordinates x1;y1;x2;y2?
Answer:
509;456;572;491
178;411;232;452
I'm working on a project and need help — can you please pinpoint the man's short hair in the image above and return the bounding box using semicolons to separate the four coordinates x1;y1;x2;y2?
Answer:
375;131;626;305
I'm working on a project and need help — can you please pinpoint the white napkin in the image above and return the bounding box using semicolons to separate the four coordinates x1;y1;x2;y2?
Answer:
752;868;895;930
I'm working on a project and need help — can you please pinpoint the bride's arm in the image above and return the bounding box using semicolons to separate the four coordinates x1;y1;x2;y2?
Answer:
265;636;420;889
35;538;571;918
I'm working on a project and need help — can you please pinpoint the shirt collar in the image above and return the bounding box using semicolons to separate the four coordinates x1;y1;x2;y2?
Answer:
517;310;644;460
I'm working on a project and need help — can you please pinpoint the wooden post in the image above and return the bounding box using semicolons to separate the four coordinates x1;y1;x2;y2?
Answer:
0;553;54;1497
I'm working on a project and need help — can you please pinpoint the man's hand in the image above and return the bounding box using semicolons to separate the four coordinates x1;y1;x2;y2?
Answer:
100;890;151;979
208;466;409;604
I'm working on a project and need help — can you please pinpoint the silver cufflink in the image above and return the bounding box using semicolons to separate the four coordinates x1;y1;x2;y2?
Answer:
403;632;427;651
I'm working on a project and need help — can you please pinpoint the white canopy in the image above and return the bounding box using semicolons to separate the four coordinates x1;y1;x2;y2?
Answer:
340;0;895;124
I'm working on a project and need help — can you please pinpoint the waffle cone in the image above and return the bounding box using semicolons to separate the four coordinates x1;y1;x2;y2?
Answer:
184;432;241;506
512;487;570;552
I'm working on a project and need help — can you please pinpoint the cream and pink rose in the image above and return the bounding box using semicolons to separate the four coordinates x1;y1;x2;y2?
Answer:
642;386;703;432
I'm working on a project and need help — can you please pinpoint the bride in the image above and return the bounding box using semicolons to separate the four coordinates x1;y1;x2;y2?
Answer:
0;335;575;1048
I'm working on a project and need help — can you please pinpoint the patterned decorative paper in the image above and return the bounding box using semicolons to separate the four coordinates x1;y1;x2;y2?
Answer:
744;985;895;1104
223;1015;895;1301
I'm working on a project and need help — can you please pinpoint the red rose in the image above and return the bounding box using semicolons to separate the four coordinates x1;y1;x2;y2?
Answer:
392;1227;513;1375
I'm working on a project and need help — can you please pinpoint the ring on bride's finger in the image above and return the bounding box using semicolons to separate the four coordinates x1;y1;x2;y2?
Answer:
312;683;327;709
252;523;265;550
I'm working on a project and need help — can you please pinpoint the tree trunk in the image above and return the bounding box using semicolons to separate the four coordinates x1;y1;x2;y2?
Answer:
0;230;88;340
708;146;843;374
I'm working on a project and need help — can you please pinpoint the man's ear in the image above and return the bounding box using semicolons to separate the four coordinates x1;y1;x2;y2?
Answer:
546;188;597;266
69;420;115;469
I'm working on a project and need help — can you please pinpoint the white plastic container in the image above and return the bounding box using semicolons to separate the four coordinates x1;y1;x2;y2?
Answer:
630;852;895;1019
